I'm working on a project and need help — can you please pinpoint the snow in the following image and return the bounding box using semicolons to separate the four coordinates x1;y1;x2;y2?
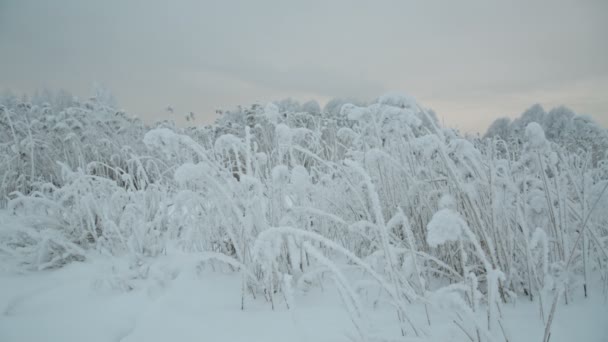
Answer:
336;127;357;143
528;189;546;214
339;103;370;121
0;259;349;342
2;89;608;342
426;208;467;247
525;121;547;149
143;128;181;149
290;165;310;195
375;91;418;109
174;163;207;185
438;194;456;210
1;256;606;342
255;152;268;166
264;102;280;123
214;133;243;153
271;165;290;185
275;124;292;146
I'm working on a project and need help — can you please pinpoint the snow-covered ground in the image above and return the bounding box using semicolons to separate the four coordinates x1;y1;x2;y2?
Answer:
1;256;606;342
2;92;608;342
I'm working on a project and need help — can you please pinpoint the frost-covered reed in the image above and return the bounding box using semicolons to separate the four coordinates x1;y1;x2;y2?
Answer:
1;90;607;341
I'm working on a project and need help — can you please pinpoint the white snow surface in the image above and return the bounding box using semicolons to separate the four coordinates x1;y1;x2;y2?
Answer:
1;212;606;342
1;256;606;342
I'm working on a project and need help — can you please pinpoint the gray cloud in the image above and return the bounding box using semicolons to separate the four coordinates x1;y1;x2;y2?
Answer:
1;0;606;132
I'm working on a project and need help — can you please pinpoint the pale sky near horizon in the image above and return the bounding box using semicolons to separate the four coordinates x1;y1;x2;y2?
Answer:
1;0;607;133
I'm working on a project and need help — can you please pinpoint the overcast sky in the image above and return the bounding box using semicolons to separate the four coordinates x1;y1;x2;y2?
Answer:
1;0;607;132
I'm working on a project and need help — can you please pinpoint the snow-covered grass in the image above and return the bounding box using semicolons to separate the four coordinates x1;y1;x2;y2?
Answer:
1;90;608;341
